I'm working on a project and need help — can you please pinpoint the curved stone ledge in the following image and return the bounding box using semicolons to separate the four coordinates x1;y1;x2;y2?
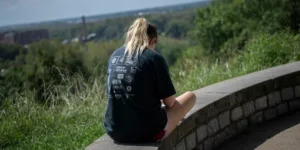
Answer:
86;62;300;150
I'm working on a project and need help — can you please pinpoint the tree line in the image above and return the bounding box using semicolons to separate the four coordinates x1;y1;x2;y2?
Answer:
50;10;197;40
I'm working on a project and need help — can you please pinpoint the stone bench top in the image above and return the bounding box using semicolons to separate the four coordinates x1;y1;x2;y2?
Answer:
85;134;160;150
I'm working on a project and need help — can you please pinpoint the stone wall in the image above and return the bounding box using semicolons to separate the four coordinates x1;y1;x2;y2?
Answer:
86;62;300;150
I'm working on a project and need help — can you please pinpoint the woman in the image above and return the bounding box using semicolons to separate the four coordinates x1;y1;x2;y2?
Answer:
104;18;196;143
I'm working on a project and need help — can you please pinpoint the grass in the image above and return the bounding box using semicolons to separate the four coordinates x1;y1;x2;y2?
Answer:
0;76;107;150
0;32;299;150
171;32;300;94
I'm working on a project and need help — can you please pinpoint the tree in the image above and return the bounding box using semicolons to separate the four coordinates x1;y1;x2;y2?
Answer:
165;20;189;38
290;0;300;33
194;0;294;53
0;40;89;102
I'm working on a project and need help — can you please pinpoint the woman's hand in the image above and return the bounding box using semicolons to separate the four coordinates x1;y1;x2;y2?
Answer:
162;95;176;108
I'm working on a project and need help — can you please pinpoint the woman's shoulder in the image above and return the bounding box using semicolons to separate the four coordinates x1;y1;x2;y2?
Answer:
141;49;164;61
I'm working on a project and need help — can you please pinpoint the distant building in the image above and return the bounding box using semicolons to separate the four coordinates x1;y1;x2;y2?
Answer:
62;39;69;45
0;29;49;45
1;69;6;76
0;32;15;44
87;33;96;41
72;37;80;43
64;32;96;44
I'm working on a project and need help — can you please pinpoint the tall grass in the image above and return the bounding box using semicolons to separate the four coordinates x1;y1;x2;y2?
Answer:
0;75;107;150
0;32;299;149
171;32;300;94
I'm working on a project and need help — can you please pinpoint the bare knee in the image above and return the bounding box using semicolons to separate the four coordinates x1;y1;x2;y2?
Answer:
185;91;196;102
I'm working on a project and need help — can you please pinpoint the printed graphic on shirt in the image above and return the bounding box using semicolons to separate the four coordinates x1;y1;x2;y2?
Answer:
114;66;128;73
118;57;125;64
126;86;132;92
117;74;124;80
125;57;137;65
130;66;137;74
113;84;124;90
108;55;138;100
112;79;122;85
125;75;133;84
111;56;119;65
125;94;135;99
114;94;126;104
115;94;122;99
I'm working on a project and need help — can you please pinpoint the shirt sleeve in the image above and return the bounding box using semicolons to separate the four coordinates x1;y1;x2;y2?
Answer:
154;54;176;99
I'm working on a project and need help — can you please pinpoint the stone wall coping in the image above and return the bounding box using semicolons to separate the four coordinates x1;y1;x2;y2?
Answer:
187;61;300;117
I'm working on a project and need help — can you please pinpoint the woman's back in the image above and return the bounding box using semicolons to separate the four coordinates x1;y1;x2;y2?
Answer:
104;47;175;142
103;17;196;143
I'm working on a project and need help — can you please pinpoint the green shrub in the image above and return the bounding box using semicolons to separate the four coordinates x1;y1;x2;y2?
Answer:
156;36;189;66
234;32;300;71
194;0;298;53
171;32;300;94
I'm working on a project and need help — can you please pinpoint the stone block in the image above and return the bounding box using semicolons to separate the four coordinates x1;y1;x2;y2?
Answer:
242;101;255;117
186;132;196;150
197;125;207;143
276;103;288;115
265;79;280;94
219;111;230;129
161;143;172;150
237;119;248;133
281;87;294;101
231;106;243;121
159;142;172;150
289;100;300;112
210;97;232;118
194;108;208;125
295;86;300;98
296;75;300;85
249;111;264;125
234;83;266;105
207;118;220;136
192;92;228;120
175;140;186;150
264;108;277;121
255;96;268;110
214;134;223;148
177;117;196;140
275;74;297;89
196;144;203;150
163;128;178;149
221;125;237;141
204;138;214;150
268;91;281;107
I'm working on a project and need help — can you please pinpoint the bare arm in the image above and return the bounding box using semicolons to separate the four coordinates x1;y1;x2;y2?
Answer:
162;95;176;108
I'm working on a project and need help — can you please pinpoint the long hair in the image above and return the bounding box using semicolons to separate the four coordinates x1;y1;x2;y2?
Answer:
124;18;157;56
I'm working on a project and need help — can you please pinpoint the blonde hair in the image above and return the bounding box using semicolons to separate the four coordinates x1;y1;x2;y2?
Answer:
124;18;149;56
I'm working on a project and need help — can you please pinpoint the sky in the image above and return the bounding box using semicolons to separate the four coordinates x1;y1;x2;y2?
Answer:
0;0;202;27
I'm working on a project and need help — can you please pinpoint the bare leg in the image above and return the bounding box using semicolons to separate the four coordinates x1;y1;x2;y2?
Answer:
164;91;196;137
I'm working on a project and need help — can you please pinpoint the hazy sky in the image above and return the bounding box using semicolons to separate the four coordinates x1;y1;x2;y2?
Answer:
0;0;202;26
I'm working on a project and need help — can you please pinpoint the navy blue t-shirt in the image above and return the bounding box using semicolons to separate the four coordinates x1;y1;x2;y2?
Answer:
104;47;176;142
